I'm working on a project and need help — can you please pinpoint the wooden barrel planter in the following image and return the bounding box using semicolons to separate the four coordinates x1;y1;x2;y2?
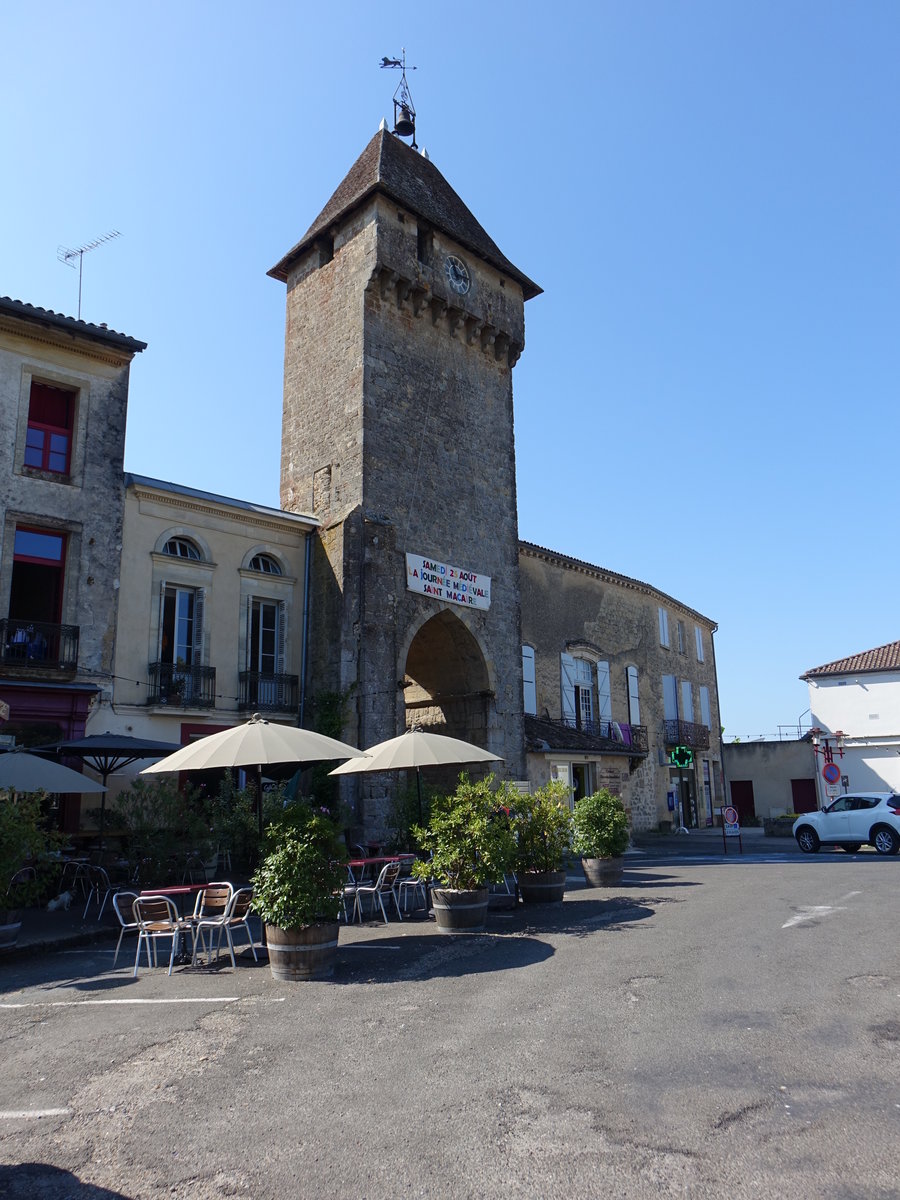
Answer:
265;921;339;981
431;887;489;933
519;870;566;904
0;910;22;952
581;856;624;887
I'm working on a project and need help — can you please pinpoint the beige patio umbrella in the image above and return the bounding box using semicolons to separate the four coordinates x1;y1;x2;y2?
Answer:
329;727;503;825
0;749;107;796
140;713;366;837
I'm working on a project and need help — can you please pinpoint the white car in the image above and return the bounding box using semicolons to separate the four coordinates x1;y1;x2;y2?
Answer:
793;793;900;855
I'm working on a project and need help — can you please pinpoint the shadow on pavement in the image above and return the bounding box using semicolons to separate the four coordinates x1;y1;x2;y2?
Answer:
0;1163;134;1199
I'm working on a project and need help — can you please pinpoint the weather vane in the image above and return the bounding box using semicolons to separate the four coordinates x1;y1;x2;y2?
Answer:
380;48;417;148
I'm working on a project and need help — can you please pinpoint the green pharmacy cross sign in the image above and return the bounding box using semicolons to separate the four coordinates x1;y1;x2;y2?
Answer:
670;746;694;768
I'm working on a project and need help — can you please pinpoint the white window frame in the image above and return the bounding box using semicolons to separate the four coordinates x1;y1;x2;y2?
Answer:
658;607;669;648
695;626;704;662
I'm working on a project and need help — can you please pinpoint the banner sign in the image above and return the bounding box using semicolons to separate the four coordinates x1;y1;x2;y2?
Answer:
405;553;491;611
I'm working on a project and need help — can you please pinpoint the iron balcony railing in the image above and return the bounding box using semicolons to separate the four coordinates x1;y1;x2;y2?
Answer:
664;719;710;751
0;618;79;673
148;662;216;709
554;716;649;755
238;672;299;713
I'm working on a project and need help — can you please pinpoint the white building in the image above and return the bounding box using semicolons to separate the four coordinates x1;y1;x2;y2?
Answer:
802;641;900;804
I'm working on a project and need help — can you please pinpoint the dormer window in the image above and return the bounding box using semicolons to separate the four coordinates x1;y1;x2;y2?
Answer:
249;554;282;576
163;537;201;560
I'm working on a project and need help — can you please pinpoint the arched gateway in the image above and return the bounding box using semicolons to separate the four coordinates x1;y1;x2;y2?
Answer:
401;610;492;743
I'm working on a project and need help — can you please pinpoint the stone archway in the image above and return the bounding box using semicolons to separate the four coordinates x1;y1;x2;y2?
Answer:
401;610;492;745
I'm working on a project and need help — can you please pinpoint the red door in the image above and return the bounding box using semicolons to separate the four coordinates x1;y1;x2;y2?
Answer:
729;780;756;824
791;778;817;814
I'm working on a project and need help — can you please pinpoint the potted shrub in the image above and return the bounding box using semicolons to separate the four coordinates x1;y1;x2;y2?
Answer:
0;791;63;950
573;789;630;887
512;780;573;903
412;773;517;932
250;803;347;980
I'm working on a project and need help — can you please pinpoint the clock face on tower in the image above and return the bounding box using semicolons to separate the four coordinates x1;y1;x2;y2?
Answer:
444;254;471;296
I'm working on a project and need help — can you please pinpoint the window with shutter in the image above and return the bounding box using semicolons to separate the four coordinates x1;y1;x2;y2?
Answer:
658;607;669;647
695;626;704;662
560;653;576;724
522;646;537;715
662;674;678;721
626;665;640;725
596;661;611;723
700;686;711;729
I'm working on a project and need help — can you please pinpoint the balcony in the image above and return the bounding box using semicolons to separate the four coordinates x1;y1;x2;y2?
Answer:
664;719;710;751
524;714;649;757
238;672;298;714
148;662;216;709
0;618;79;675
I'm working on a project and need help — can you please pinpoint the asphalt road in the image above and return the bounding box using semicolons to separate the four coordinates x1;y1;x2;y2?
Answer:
1;854;898;1199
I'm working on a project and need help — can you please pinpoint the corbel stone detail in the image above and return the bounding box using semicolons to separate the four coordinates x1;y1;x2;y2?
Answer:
365;265;522;367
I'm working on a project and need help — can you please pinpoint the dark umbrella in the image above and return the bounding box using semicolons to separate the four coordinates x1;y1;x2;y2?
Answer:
36;733;182;846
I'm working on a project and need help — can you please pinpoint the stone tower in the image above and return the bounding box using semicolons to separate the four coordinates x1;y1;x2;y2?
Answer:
269;128;540;823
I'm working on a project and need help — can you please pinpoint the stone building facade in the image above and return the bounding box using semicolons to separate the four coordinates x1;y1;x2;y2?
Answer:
519;542;724;832
82;475;317;811
270;127;541;828
0;297;145;827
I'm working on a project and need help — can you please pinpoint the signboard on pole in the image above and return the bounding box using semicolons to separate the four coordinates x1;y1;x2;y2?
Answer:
722;805;742;854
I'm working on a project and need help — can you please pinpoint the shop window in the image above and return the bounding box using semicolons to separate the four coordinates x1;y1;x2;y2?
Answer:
24;382;75;475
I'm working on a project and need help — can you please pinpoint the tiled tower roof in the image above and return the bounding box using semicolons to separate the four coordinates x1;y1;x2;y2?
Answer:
269;128;541;299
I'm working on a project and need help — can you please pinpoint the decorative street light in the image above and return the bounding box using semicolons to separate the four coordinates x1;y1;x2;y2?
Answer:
810;727;845;765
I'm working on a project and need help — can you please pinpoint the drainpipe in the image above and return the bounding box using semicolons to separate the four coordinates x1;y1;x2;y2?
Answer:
710;623;728;824
298;530;312;728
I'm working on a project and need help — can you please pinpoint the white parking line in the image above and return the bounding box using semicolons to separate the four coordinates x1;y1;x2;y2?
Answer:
0;1108;72;1119
0;997;239;1008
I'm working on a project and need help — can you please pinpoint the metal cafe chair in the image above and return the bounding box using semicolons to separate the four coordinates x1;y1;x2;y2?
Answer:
218;887;258;965
190;882;235;966
341;865;360;923
352;860;403;924
132;895;193;977
396;858;427;913
111;890;142;968
82;865;114;921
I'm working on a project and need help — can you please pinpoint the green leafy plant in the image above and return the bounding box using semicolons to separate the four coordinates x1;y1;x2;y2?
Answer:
384;779;437;853
250;802;347;929
411;772;518;891
308;685;357;809
111;777;208;885
512;780;573;873
572;789;630;858
0;792;64;909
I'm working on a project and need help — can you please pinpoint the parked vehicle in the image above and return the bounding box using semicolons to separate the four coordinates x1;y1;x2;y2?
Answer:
793;793;900;855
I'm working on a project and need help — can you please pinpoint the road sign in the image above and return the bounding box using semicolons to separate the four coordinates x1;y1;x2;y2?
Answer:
825;782;841;798
723;806;738;825
822;762;841;784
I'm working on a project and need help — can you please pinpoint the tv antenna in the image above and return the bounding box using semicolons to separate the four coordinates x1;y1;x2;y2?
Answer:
57;230;121;319
380;49;417;149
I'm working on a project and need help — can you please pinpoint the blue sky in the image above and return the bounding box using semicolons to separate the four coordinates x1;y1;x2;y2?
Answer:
4;2;898;741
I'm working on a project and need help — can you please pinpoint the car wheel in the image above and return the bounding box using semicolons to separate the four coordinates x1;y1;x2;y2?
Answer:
796;827;820;854
839;843;861;853
872;827;899;856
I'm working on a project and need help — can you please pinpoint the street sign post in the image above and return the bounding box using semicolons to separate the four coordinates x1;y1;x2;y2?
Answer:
722;804;742;855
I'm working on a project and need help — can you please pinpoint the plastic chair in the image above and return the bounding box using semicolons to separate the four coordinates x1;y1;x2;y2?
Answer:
132;895;193;977
190;883;235;966
352;860;403;924
111;891;141;968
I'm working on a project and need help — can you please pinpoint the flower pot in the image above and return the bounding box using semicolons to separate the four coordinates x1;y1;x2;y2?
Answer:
581;856;624;887
265;920;339;981
519;870;566;904
431;887;489;933
0;909;23;952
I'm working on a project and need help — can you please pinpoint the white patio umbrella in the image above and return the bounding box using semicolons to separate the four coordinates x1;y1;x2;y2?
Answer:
0;749;107;796
140;713;366;837
329;728;503;824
